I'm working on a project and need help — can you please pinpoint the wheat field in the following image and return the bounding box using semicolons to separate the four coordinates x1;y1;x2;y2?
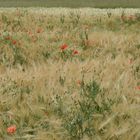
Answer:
0;8;140;140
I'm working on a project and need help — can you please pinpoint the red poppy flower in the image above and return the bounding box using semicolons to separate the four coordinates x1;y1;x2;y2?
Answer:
12;40;17;45
73;50;79;55
60;44;68;51
77;80;81;85
28;31;32;35
7;125;16;134
37;28;42;33
135;86;140;90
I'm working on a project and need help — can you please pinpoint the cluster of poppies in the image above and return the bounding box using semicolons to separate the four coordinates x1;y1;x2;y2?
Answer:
121;15;137;21
60;44;79;55
4;36;19;46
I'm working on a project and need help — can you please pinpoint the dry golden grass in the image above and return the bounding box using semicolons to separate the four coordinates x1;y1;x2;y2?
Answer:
0;8;140;140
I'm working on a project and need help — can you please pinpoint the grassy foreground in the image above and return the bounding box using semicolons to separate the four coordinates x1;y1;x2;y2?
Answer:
0;8;140;140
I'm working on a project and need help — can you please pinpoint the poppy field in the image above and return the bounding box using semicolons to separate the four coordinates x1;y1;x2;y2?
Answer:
0;8;140;140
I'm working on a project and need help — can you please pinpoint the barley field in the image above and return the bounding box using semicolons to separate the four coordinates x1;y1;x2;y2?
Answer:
0;8;140;140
